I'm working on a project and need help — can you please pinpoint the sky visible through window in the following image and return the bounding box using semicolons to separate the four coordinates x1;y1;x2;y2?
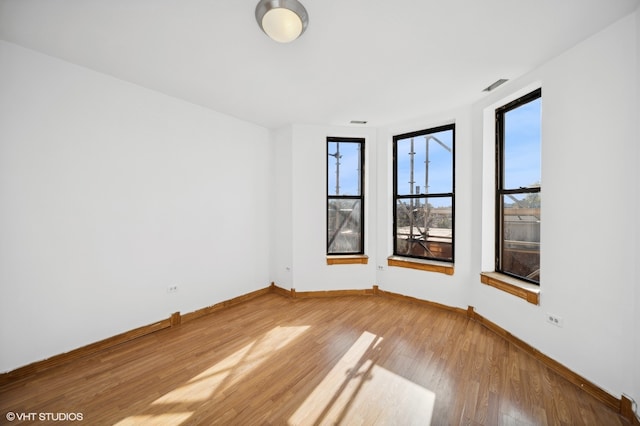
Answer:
328;141;361;196
396;129;453;208
504;98;541;189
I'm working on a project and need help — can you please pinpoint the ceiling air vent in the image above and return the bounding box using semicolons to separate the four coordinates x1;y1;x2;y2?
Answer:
483;79;508;92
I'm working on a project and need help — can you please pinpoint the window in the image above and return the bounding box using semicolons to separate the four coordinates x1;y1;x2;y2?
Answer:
495;89;541;284
393;124;454;262
327;137;364;255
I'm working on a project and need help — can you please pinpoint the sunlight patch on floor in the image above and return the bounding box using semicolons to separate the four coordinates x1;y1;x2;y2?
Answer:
113;412;193;425
151;325;309;405
289;331;435;425
151;342;253;405
115;325;309;425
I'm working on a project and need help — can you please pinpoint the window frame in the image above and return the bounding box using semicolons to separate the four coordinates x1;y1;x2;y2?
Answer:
495;88;541;285
326;137;365;256
392;123;455;263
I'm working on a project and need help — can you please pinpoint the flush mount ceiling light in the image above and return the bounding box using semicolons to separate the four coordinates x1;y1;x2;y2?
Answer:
255;0;309;43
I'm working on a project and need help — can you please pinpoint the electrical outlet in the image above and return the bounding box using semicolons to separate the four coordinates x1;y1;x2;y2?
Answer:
546;312;564;327
167;285;179;294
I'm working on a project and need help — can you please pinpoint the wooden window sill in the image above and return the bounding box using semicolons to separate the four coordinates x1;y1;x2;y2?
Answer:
326;255;369;265
480;272;540;305
387;256;454;275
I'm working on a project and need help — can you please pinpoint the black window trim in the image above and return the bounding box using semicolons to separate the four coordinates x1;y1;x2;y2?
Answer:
495;88;541;285
392;123;455;263
326;136;365;255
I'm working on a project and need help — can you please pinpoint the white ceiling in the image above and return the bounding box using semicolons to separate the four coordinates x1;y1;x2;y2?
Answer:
1;0;638;129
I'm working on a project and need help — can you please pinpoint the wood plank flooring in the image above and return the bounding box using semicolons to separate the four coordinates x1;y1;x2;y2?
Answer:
0;293;631;425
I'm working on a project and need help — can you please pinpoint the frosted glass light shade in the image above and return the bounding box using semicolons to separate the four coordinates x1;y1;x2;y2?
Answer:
262;8;302;43
256;0;308;43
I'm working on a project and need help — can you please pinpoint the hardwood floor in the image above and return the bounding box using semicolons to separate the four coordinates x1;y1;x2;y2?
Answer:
0;293;631;425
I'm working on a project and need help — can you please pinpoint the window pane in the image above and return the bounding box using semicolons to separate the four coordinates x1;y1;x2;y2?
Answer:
395;197;452;261
396;138;425;196
328;141;361;196
396;130;453;196
328;199;362;253
501;193;540;282
427;130;454;194
504;97;541;189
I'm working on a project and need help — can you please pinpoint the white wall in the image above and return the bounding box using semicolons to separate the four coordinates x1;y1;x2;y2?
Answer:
276;109;474;308
272;124;378;291
634;5;640;415
271;126;293;288
470;12;638;403
0;41;272;372
374;108;474;309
